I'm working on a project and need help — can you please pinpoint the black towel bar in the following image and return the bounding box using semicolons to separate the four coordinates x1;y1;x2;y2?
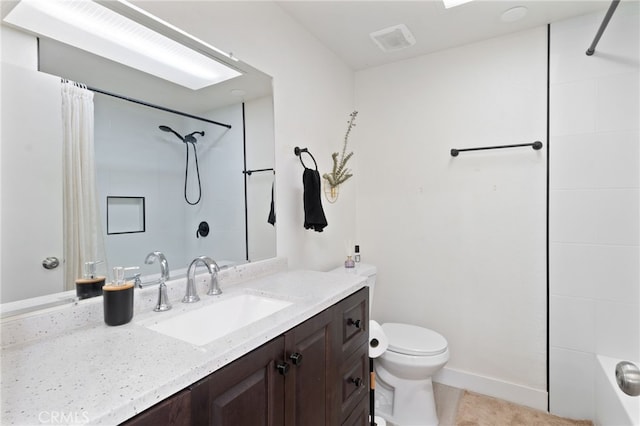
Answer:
242;168;274;176
451;141;543;157
294;146;318;170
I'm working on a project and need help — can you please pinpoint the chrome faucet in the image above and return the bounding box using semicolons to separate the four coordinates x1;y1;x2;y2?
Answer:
145;251;170;282
145;251;171;312
184;256;221;303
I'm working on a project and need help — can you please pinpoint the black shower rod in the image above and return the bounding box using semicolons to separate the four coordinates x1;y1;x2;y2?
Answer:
450;141;543;157
586;0;620;56
87;85;232;129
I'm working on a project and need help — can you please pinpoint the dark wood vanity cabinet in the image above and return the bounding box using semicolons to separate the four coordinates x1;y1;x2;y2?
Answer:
121;389;192;426
284;308;335;426
123;288;368;426
190;336;286;425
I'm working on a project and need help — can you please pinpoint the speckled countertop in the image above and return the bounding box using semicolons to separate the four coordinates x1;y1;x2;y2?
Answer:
1;259;366;425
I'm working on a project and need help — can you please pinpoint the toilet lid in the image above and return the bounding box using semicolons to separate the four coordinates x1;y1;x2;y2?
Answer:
381;323;448;356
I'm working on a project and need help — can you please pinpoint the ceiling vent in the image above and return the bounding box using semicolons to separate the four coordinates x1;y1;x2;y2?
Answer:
369;24;416;52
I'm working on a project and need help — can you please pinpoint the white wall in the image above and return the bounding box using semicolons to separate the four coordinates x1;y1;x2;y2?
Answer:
132;1;357;271
355;28;548;408
549;4;640;421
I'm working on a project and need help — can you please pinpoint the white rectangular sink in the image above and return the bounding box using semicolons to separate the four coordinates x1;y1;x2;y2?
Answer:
146;293;293;346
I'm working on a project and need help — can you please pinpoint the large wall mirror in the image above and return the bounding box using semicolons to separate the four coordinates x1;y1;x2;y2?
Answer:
0;1;276;309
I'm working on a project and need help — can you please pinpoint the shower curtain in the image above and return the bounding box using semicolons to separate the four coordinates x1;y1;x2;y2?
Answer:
61;80;106;290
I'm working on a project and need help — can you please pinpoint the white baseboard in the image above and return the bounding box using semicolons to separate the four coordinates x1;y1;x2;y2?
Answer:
433;366;548;411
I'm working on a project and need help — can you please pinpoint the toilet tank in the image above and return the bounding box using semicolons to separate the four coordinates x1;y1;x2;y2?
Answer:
330;263;377;314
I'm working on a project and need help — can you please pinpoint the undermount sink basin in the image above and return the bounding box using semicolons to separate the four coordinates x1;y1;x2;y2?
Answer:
146;293;293;346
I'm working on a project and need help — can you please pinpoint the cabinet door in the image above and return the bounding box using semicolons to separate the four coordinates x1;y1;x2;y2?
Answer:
190;336;285;426
284;309;334;426
121;389;191;426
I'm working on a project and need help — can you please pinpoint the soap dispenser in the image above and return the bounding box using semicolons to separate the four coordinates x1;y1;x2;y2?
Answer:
75;261;106;300
103;266;137;326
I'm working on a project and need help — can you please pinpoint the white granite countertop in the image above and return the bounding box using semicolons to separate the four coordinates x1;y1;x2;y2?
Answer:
0;259;366;425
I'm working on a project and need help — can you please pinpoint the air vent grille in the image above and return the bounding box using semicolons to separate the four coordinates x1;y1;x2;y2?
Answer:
370;24;416;52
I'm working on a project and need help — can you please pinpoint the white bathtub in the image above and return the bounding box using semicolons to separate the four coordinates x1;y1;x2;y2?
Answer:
595;355;640;426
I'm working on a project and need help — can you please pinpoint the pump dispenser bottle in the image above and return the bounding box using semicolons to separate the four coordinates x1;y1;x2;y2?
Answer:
103;266;137;326
75;261;106;300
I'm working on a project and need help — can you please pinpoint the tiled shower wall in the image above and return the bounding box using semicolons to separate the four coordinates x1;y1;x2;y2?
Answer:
549;4;639;420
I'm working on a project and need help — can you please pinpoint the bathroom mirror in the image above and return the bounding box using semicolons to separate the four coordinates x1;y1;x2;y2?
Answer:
0;1;276;310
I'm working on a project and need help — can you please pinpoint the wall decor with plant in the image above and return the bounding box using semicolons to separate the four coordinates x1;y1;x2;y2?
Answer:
322;110;358;203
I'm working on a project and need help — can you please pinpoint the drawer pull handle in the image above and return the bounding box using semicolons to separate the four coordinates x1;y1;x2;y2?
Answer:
349;377;363;387
289;352;303;366
276;362;290;376
347;318;361;329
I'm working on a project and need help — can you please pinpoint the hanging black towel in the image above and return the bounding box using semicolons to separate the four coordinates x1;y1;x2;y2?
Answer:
268;183;276;226
303;168;327;232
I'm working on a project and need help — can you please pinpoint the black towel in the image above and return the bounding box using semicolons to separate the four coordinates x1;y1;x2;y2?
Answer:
303;168;327;232
268;183;276;225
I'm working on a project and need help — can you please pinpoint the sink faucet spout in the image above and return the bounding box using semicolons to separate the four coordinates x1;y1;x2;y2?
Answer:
145;251;172;312
185;256;220;303
145;251;170;283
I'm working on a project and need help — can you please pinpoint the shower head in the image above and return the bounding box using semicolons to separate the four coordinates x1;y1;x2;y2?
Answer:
184;131;205;144
159;125;184;142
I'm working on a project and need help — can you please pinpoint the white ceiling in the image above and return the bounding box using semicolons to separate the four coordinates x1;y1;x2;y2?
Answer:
277;0;617;70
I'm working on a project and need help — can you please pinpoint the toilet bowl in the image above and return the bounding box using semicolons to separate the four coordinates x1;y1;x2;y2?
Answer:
330;263;449;426
375;323;449;426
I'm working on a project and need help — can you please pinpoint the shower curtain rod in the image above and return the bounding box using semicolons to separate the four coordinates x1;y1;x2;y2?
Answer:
86;86;232;129
450;141;543;157
586;0;620;56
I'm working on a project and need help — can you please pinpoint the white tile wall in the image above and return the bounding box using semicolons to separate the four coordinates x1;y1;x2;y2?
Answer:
549;347;595;420
596;73;640;132
550;295;595;352
595;300;640;361
550;131;639;189
550;80;597;136
549;4;640;421
550;189;639;246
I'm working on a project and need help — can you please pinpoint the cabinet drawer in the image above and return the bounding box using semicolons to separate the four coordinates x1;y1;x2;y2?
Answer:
339;342;369;422
338;287;369;357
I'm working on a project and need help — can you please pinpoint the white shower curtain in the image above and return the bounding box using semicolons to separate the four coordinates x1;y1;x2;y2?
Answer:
61;81;106;290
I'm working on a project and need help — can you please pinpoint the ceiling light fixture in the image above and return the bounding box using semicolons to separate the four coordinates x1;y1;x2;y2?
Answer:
442;0;475;9
500;6;529;23
3;0;242;90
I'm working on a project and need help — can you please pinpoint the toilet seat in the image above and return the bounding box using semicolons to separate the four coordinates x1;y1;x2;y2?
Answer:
382;323;448;356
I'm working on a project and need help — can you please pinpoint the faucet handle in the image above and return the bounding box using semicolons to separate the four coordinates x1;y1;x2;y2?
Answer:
154;282;172;312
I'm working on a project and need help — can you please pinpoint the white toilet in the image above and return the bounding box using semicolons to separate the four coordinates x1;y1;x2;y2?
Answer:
331;263;449;426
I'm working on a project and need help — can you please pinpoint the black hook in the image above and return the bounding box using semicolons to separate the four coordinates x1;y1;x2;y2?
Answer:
294;146;318;170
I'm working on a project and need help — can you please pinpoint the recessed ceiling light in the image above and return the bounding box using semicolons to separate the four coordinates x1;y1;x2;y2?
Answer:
500;6;529;23
370;24;416;53
443;0;475;9
3;0;242;90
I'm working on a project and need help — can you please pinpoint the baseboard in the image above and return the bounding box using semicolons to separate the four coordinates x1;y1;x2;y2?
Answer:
433;366;548;411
